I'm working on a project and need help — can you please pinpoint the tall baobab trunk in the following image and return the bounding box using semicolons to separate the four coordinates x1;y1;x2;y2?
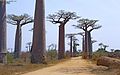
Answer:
70;36;73;57
58;24;65;59
14;24;22;59
82;30;88;59
82;35;85;56
87;31;92;59
0;0;7;64
31;0;46;64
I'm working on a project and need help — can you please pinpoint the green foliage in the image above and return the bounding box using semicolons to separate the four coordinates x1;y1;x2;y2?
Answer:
7;53;14;63
47;49;57;61
114;50;120;53
92;48;109;61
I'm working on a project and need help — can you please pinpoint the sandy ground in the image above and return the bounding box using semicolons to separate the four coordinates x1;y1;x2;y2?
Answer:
22;57;108;75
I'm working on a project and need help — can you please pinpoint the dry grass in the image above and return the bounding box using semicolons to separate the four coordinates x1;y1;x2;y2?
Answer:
0;58;69;75
0;64;48;75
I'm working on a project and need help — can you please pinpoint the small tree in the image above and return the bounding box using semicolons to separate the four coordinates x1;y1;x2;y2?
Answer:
47;10;79;59
7;14;33;59
73;18;101;59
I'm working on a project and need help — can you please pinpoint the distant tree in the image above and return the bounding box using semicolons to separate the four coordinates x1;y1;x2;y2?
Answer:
73;18;101;59
103;45;109;50
72;37;79;57
48;44;57;51
66;33;76;57
77;32;85;57
110;49;114;52
31;0;46;64
47;10;79;59
92;40;97;44
7;14;33;59
47;44;57;60
26;42;32;52
98;43;108;50
98;43;104;49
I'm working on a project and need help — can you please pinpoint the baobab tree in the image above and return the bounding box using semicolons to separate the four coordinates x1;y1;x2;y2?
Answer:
72;37;79;57
26;42;32;52
66;33;76;57
103;45;109;50
0;0;7;64
31;0;46;64
77;32;85;57
47;10;79;59
73;18;101;59
98;43;104;49
7;14;33;59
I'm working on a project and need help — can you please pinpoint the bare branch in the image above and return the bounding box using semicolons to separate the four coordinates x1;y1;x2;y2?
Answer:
89;25;102;32
47;10;79;25
7;13;33;26
75;18;101;32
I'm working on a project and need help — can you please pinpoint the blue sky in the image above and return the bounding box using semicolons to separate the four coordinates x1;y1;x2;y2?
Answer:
7;0;120;52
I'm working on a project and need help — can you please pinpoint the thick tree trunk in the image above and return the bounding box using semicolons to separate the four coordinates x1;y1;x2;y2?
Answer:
87;31;92;59
14;24;22;59
70;36;73;57
31;0;46;64
82;31;88;59
58;24;65;59
82;36;85;56
0;0;7;64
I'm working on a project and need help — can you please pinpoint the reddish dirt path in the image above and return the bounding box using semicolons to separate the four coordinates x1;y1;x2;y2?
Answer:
22;57;107;75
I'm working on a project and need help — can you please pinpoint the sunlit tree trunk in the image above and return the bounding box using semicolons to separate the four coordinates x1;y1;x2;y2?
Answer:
0;0;7;64
58;24;65;59
14;24;22;59
31;0;46;64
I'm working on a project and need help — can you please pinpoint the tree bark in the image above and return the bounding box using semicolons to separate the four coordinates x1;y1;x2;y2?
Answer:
82;36;85;56
82;30;88;59
14;24;22;59
70;36;73;57
0;0;7;64
58;24;65;59
87;31;92;59
31;0;46;64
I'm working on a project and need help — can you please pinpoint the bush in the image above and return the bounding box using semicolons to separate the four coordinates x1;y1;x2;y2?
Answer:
7;53;14;63
47;49;57;61
92;49;109;61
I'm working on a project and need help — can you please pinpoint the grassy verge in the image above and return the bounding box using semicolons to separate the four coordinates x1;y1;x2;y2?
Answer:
0;58;69;75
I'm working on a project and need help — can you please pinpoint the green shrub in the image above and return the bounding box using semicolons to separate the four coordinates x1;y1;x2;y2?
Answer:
47;49;57;61
92;49;109;61
7;53;14;63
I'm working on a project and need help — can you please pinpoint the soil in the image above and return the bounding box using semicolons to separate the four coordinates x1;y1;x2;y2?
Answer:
22;57;120;75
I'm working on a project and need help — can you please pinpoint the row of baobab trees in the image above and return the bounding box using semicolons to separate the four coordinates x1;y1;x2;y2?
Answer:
0;0;101;64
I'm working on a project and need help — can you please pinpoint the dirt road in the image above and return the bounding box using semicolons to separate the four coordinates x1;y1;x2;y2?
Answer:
22;57;109;75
